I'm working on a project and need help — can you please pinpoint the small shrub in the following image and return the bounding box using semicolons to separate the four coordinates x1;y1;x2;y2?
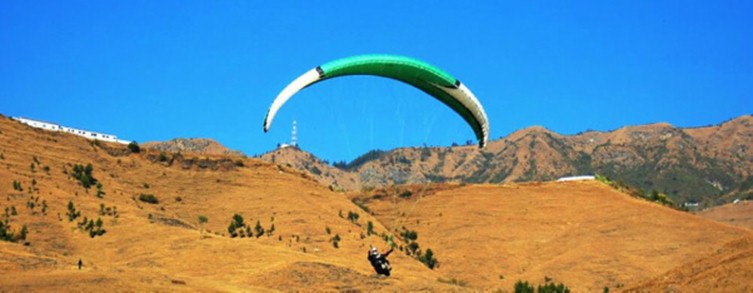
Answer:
95;182;105;198
67;201;81;221
138;193;159;204
347;211;360;224
198;215;208;225
331;234;341;248
399;190;413;198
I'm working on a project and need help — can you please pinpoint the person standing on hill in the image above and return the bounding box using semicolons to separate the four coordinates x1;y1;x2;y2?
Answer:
367;246;393;276
78;258;83;270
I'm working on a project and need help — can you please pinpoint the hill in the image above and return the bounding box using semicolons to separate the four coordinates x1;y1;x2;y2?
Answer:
351;181;753;291
0;115;451;291
626;235;753;292
266;115;753;208
2;114;753;291
697;200;753;230
260;147;360;191
142;138;243;156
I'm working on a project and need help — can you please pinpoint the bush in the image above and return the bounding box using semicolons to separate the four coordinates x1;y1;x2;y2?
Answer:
138;193;159;204
399;190;413;198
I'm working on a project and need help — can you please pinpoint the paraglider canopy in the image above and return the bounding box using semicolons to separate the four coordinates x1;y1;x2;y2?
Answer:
263;54;489;148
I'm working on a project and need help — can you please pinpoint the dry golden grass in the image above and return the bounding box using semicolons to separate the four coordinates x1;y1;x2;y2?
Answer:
698;200;753;230
356;181;753;291
1;115;752;292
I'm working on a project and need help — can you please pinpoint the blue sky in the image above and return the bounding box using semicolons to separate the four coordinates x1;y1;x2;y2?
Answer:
1;1;751;163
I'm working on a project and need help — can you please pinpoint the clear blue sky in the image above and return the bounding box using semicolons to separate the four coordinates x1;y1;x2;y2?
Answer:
1;1;751;163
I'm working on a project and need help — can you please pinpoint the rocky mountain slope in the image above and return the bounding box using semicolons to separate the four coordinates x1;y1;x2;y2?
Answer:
264;115;753;208
143;138;243;156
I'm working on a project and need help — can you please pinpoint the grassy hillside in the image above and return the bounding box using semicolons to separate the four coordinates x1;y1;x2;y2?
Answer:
2;114;752;291
351;181;753;291
0;115;451;291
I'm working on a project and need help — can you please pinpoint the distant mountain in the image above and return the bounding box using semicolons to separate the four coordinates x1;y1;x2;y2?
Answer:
261;115;753;207
143;138;243;156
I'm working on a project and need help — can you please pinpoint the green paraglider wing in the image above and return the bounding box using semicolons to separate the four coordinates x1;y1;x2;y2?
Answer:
263;54;489;148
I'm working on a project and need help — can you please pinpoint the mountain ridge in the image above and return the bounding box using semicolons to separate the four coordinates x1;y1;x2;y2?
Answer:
261;115;753;208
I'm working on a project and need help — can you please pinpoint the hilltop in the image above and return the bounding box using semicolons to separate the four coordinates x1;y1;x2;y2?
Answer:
143;138;244;156
263;115;753;208
1;114;753;291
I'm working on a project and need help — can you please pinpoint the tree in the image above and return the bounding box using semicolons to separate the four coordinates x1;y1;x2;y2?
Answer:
254;220;265;238
198;215;208;237
407;242;420;255
419;248;438;269
232;214;245;228
228;222;237;237
514;280;534;293
18;225;28;241
128;141;141;153
366;221;375;236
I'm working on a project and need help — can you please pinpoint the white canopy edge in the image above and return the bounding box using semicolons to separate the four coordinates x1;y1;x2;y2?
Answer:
264;68;321;132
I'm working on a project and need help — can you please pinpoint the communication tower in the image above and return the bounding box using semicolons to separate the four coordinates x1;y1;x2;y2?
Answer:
291;120;298;147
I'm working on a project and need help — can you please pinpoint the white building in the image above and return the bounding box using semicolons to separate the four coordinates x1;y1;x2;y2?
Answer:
13;117;130;144
556;175;596;182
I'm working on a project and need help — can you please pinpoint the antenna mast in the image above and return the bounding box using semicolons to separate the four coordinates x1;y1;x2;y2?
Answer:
291;120;298;147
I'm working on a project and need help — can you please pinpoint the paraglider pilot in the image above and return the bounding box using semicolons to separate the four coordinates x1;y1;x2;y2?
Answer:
368;246;393;276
